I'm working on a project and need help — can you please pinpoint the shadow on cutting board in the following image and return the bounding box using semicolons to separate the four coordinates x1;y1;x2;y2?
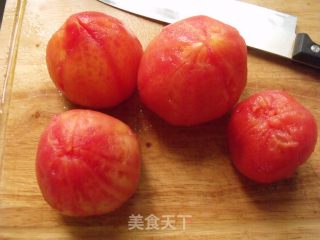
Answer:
232;164;300;212
140;104;230;161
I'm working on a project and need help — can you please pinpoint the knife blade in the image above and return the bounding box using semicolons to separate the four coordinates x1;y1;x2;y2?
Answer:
98;0;320;69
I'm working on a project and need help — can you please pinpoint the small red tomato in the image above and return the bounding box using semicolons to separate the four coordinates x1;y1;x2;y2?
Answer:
138;15;247;126
46;12;143;108
228;90;317;183
36;110;141;216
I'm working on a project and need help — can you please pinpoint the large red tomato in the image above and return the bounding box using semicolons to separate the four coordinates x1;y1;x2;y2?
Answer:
36;109;141;216
138;15;247;126
228;90;317;183
46;12;143;108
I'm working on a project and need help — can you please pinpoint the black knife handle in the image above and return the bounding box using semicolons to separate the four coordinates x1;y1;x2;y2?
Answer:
292;33;320;69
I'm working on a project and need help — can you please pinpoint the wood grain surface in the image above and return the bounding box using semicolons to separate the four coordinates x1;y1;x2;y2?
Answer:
0;0;319;239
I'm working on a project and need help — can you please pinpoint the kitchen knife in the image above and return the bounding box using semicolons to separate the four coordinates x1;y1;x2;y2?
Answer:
98;0;320;69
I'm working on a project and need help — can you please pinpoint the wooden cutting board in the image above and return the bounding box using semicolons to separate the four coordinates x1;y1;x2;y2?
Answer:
0;0;319;239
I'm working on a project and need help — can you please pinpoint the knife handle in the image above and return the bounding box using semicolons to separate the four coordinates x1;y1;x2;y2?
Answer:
292;33;320;69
